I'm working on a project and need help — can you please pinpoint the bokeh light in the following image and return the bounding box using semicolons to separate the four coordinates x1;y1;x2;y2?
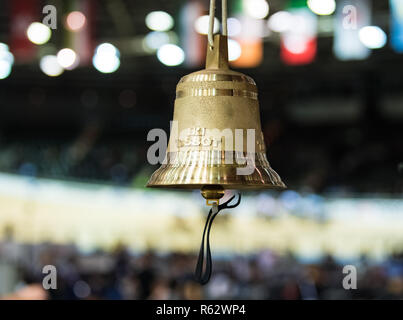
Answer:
73;280;91;299
228;39;242;61
144;31;171;52
0;43;9;52
307;0;336;16
57;48;78;69
0;50;14;65
268;11;294;33
40;55;64;77
157;44;185;66
93;43;120;73
145;11;174;32
284;35;308;54
0;44;13;80
359;26;387;49
96;43;120;57
244;0;269;20
0;60;12;79
93;55;120;73
194;15;220;35
227;17;242;37
66;11;87;31
26;22;51;45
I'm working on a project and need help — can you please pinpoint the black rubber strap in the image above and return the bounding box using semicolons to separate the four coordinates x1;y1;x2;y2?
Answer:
194;194;241;285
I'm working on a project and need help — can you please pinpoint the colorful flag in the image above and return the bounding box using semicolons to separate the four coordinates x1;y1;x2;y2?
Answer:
280;0;317;66
10;0;39;62
333;0;371;60
180;0;205;68
67;0;96;66
390;0;403;53
230;0;264;68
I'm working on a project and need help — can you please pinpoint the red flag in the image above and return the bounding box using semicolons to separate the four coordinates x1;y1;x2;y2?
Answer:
280;7;317;66
10;0;39;62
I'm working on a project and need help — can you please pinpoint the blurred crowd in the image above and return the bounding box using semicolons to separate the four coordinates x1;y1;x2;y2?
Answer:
1;233;403;300
0;139;147;186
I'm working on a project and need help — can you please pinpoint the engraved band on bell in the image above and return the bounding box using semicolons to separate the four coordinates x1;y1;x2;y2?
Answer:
176;88;258;100
179;73;256;85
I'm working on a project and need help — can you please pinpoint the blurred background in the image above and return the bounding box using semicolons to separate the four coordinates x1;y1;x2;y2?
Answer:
0;0;403;300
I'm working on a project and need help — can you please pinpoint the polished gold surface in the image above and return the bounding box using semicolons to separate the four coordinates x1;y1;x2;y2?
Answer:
147;151;285;189
176;88;258;100
147;34;286;195
179;73;256;85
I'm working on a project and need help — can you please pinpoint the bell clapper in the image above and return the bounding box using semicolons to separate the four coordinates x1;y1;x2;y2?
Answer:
201;185;225;206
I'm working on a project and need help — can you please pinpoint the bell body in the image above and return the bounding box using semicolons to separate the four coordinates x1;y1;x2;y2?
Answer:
147;35;285;194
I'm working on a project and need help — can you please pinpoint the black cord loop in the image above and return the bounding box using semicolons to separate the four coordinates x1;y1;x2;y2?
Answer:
194;193;241;285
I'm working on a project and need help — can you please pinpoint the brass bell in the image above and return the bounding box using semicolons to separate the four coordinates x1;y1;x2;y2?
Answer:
147;33;286;203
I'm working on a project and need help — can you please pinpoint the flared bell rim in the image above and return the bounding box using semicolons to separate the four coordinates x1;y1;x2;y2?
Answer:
146;182;286;190
146;152;287;191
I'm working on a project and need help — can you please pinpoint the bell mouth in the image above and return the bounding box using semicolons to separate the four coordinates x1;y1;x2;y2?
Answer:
146;183;286;191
